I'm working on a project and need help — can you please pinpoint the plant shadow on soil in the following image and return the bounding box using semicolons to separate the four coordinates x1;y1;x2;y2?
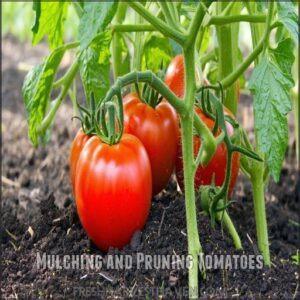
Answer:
1;37;300;299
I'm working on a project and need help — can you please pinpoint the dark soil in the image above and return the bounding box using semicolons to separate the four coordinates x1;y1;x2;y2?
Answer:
1;36;300;299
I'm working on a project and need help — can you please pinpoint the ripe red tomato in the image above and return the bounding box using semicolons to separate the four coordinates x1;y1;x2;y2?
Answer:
175;106;240;196
70;129;91;192
165;54;185;98
123;93;179;195
75;134;152;251
165;55;211;98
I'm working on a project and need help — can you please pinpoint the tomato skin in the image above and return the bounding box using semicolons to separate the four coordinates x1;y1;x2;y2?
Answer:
165;54;185;98
175;107;240;196
165;55;211;99
123;94;179;195
70;129;91;192
75;134;152;251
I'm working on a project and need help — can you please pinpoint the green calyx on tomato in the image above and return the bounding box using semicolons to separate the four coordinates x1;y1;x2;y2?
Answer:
70;93;99;193
73;93;99;136
123;92;179;195
70;93;124;192
134;80;164;109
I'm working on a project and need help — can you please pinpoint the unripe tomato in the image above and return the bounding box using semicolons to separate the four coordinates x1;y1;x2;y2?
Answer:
123;93;179;195
165;54;185;98
175;107;240;196
69;129;91;192
75;134;152;251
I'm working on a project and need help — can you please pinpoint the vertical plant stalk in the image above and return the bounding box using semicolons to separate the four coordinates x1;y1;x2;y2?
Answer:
251;161;270;266
112;3;127;81
133;11;144;71
181;45;202;300
216;2;240;116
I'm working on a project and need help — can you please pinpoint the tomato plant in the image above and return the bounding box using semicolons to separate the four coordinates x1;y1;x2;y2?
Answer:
22;1;298;298
123;92;179;195
75;133;152;251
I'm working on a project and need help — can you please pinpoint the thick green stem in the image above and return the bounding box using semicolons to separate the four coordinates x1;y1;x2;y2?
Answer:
246;2;264;66
217;210;242;249
128;2;186;45
181;116;202;300
186;1;211;48
209;14;266;26
183;46;196;109
251;162;270;266
182;43;202;299
133;11;144;72
112;3;127;81
160;2;177;29
216;2;240;115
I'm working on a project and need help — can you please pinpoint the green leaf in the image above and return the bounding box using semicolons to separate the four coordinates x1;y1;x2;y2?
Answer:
22;46;66;146
79;2;118;50
79;32;112;104
249;55;294;181
32;2;69;49
277;1;298;45
269;38;295;80
142;35;172;72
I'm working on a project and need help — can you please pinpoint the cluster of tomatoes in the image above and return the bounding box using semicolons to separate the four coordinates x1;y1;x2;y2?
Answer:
70;55;240;252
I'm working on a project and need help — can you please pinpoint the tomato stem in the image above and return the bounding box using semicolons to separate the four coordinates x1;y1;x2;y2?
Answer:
216;2;240;115
181;116;203;299
128;2;186;45
160;2;178;30
251;160;270;266
182;45;204;300
208;14;266;26
217;210;242;250
112;3;127;81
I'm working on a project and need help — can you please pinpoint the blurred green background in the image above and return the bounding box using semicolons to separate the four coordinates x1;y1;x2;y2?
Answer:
2;2;79;42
